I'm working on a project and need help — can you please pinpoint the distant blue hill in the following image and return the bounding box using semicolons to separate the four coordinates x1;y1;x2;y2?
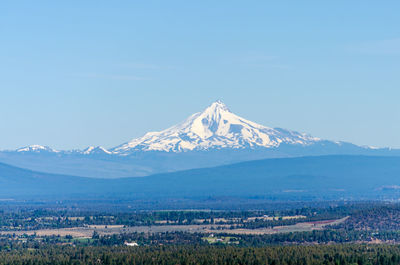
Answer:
119;155;400;200
1;155;400;201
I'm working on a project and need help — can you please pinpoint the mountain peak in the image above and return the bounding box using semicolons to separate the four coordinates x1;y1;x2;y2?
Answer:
111;101;321;154
82;146;111;155
207;100;229;111
200;100;231;119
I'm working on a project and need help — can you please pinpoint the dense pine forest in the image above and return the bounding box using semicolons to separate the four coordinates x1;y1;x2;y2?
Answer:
1;244;400;265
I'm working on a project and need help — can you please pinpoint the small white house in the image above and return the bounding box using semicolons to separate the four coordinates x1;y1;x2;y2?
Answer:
124;242;139;246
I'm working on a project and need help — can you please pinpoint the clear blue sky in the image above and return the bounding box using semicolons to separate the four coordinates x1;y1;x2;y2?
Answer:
1;1;400;149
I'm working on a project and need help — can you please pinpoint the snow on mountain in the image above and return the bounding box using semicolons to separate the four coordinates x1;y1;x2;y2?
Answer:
111;100;322;154
81;146;111;155
16;145;59;153
13;145;111;155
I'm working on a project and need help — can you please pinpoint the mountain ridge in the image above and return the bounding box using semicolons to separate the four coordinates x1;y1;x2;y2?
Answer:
1;101;400;179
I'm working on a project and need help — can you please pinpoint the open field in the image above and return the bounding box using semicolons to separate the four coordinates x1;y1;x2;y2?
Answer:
215;217;349;235
0;217;348;238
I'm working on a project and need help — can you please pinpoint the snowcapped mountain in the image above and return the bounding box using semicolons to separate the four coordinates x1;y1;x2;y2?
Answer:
111;100;322;154
16;145;59;153
2;101;400;179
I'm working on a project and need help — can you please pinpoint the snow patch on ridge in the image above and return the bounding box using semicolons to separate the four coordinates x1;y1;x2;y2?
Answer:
82;146;111;155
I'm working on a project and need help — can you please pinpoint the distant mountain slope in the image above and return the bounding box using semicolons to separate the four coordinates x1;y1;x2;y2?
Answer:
0;151;155;178
119;155;400;200
0;162;106;197
2;156;400;201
